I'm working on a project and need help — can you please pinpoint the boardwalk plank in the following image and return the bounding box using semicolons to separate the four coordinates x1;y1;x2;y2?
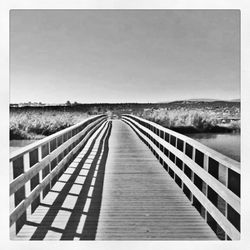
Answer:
13;120;218;240
13;121;111;240
95;120;217;240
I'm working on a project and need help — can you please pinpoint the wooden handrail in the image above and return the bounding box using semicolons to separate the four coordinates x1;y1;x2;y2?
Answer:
10;114;106;162
9;114;107;234
124;114;240;173
9;117;105;196
122;114;240;240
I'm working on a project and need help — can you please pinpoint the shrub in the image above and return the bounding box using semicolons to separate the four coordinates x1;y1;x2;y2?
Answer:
138;108;240;133
10;110;88;140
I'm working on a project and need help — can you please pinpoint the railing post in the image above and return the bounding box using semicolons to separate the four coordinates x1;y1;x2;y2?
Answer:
9;161;16;237
218;163;228;216
218;163;228;240
9;161;15;213
163;132;169;172
48;142;52;190
225;167;229;240
181;142;186;190
173;137;177;182
9;161;13;183
225;168;228;219
203;154;209;221
38;146;43;201
55;136;59;163
225;167;229;241
23;153;31;218
190;147;195;204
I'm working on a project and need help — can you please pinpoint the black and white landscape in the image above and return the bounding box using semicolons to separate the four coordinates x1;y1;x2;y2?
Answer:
9;10;240;241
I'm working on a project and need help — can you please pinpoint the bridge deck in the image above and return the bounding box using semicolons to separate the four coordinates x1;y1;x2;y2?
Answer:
13;120;217;240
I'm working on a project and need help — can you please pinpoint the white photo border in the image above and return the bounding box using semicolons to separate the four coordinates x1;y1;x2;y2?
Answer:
1;1;249;249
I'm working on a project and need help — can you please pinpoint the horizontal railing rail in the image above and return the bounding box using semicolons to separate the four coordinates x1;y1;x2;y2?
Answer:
9;114;107;235
122;114;240;240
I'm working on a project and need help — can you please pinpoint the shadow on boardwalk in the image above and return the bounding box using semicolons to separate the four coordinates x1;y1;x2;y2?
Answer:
23;122;112;240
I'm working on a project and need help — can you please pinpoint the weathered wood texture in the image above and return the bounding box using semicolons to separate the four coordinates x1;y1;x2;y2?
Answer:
12;121;112;240
12;120;218;240
122;115;240;240
9;116;107;234
95;120;218;240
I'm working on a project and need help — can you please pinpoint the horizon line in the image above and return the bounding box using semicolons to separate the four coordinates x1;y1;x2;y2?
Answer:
10;98;241;105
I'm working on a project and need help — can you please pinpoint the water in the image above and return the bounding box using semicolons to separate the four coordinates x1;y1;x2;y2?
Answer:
186;133;240;162
10;140;38;153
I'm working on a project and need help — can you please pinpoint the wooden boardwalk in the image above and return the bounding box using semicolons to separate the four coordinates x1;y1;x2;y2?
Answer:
13;120;218;240
96;120;217;240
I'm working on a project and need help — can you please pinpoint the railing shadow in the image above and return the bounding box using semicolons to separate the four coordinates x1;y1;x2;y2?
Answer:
22;121;112;240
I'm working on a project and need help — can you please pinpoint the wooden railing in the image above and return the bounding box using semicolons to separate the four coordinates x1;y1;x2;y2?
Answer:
122;114;240;240
9;114;107;236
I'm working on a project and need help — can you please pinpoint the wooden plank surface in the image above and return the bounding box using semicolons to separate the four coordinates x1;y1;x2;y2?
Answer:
12;119;218;240
95;120;218;240
123;115;240;173
12;121;111;240
122;118;240;240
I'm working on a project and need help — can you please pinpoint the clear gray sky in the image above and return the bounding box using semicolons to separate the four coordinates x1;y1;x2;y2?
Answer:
10;10;240;103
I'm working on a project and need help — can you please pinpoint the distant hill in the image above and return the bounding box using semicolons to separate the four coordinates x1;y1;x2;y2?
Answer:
187;98;240;103
186;98;223;102
158;98;240;104
229;98;240;102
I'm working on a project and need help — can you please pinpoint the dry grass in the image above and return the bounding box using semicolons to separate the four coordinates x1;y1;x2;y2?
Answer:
10;110;89;139
138;108;240;132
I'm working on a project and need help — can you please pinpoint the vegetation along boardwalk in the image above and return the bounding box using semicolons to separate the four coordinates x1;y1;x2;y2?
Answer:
9;115;240;240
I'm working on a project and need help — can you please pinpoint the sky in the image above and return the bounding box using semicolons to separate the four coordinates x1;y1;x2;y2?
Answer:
10;10;240;104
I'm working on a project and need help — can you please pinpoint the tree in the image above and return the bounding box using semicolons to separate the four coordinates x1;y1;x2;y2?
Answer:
66;100;71;106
